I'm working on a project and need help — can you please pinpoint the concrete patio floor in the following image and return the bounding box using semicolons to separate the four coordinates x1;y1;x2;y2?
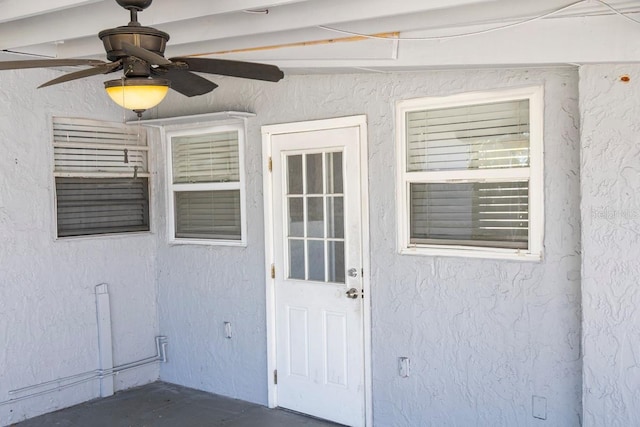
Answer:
13;382;343;427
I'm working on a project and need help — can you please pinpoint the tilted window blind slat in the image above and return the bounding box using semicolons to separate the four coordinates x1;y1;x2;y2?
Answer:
56;177;149;237
407;99;530;172
173;161;239;179
173;135;238;145
172;131;239;184
54;147;147;174
407;102;529;129
172;158;239;169
408;107;528;130
410;181;529;249
175;190;241;240
409;120;529;141
53;117;148;175
53;118;147;147
53;132;144;146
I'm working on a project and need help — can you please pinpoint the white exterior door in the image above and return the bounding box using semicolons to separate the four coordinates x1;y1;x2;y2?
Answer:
264;117;368;427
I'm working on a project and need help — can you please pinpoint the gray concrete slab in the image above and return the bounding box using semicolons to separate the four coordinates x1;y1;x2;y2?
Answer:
13;382;343;427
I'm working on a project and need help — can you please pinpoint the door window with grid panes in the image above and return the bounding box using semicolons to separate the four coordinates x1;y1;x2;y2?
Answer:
286;151;345;283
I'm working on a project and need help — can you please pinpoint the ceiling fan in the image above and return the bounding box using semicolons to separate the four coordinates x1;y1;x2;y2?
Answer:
0;0;285;115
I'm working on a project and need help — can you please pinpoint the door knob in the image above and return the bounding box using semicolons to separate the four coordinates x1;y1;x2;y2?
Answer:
347;268;359;278
345;287;361;299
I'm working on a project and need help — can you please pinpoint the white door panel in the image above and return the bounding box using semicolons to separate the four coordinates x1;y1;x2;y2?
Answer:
270;125;365;426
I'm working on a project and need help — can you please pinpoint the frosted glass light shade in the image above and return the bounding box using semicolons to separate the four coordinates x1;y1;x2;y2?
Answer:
104;78;170;112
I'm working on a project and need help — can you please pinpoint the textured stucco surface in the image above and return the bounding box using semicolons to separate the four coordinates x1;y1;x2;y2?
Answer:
152;68;582;425
0;70;159;426
580;64;640;427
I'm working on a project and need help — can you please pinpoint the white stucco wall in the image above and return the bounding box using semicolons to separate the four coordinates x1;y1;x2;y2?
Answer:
580;64;640;427
152;67;582;425
0;70;159;426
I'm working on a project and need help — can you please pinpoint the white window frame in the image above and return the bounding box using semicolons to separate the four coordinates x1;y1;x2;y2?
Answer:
396;86;544;261
52;116;151;240
166;122;247;246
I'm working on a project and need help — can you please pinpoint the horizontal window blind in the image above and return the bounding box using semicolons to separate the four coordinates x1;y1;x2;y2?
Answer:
54;147;147;175
407;100;530;172
56;178;149;237
175;190;241;240
53;117;150;238
172;131;239;184
53;117;147;146
410;181;529;249
53;117;148;177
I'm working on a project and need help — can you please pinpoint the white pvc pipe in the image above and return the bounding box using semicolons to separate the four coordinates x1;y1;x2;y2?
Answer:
95;283;114;397
0;336;167;406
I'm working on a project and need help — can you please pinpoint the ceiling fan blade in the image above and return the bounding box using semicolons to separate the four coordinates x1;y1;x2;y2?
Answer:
122;42;172;66
152;68;218;97
169;57;284;82
0;58;107;71
38;61;122;89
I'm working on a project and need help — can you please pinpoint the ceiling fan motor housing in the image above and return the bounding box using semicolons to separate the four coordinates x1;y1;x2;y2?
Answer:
99;26;169;62
116;0;153;11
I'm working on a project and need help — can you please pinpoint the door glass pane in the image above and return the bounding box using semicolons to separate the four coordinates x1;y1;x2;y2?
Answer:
289;239;306;280
307;197;324;238
327;241;345;283
306;154;323;194
326;152;343;194
308;240;325;282
326;197;344;239
285;151;346;284
288;155;303;195
288;197;304;237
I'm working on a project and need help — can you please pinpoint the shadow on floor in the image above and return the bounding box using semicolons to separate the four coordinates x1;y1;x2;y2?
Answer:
13;382;343;427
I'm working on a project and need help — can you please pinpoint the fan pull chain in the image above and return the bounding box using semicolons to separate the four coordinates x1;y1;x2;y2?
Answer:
137;113;142;140
135;116;141;180
121;77;127;124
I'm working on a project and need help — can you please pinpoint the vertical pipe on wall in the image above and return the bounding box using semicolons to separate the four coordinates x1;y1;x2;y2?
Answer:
95;283;114;397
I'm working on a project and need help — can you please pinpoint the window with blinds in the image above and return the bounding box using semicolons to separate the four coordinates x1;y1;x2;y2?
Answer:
406;100;530;172
409;182;529;249
397;87;543;259
53;117;150;238
167;124;245;244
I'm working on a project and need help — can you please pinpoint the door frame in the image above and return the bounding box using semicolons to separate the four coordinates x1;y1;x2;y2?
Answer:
262;115;372;426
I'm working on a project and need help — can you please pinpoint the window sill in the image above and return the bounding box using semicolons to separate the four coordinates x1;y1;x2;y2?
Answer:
55;231;153;242
168;238;247;248
399;245;542;262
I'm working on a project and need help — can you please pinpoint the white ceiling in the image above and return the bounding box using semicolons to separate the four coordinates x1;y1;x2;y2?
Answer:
1;0;640;74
